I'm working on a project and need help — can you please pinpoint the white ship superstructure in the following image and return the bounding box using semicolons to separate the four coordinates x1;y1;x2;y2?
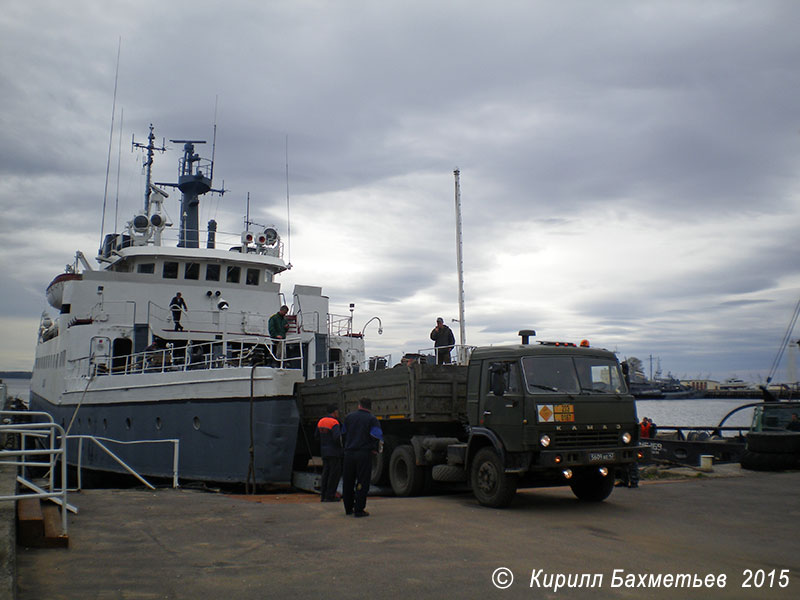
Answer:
30;126;366;484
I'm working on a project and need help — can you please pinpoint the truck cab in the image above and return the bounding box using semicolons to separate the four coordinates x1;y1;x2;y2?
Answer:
463;337;642;506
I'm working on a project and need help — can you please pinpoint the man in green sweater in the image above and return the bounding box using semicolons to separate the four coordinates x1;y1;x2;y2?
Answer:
268;305;290;365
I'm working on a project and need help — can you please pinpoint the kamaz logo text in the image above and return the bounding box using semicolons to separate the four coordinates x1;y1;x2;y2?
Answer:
555;424;623;431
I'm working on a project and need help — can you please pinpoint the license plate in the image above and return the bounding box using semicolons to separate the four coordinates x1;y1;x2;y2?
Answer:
589;451;616;462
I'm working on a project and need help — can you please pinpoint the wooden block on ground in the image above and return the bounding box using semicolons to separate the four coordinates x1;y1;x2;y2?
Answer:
16;498;69;548
17;497;44;547
41;504;69;548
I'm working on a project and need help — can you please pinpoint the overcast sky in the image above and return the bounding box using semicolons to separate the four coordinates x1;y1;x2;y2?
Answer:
2;1;800;381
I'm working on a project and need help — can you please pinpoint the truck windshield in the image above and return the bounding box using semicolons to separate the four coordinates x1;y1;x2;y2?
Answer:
573;356;627;394
521;356;580;394
521;355;628;395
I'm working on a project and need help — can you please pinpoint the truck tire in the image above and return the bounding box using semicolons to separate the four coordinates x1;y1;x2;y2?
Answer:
389;445;425;496
470;447;517;508
432;464;467;483
371;437;395;486
745;432;800;454
740;449;799;471
569;469;615;502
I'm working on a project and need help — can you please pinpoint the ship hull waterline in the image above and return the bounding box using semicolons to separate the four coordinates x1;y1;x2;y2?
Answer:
29;380;301;485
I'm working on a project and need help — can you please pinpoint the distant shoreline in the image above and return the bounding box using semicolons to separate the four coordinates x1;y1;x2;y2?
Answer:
0;371;32;379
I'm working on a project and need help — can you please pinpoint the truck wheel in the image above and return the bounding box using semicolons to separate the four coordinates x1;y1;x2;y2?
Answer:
569;469;615;502
389;445;425;496
740;449;798;471
371;437;395;486
470;447;517;508
432;464;467;482
745;432;800;454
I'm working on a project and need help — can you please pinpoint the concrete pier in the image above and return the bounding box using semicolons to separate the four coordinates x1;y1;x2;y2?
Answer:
9;466;800;599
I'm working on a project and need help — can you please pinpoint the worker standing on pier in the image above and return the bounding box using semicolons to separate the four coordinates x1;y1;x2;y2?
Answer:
341;398;383;518
315;404;343;502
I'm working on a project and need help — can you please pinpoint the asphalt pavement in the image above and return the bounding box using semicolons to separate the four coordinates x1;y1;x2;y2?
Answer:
14;466;800;600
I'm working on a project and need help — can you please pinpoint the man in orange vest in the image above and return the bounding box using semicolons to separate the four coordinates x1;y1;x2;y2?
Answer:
640;417;652;439
315;403;343;502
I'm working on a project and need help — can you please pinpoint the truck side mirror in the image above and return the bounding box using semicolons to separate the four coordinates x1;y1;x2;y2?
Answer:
490;364;506;397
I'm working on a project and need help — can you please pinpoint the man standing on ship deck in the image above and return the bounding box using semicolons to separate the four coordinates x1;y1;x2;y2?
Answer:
268;305;289;364
170;292;187;332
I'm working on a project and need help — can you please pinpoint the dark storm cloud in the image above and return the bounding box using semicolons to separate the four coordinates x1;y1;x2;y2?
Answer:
2;1;800;377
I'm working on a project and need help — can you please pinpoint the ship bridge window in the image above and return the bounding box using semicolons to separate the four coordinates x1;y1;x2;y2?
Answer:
137;263;155;274
246;268;260;286
163;261;179;279
226;265;241;284
206;264;220;281
185;262;200;280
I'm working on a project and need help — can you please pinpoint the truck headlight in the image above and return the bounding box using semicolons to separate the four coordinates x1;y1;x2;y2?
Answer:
622;432;632;444
540;434;551;448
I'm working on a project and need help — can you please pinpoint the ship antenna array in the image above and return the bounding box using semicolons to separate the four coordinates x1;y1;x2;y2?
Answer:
132;124;166;213
210;95;218;181
243;193;268;232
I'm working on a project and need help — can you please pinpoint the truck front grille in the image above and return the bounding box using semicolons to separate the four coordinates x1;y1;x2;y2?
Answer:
553;431;620;449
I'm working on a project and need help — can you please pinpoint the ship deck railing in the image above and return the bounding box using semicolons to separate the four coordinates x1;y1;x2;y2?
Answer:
644;425;750;441
74;336;304;378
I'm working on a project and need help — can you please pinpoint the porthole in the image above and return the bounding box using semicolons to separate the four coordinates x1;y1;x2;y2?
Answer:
192;416;200;431
103;419;108;431
125;417;132;430
156;417;163;431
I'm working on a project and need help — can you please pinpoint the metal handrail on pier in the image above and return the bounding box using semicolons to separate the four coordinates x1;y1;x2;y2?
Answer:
1;410;182;537
69;435;179;490
0;410;73;534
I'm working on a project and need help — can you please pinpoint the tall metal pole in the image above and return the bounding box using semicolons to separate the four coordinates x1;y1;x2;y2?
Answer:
454;169;466;361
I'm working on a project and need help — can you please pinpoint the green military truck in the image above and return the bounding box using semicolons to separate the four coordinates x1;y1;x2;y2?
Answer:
297;331;645;507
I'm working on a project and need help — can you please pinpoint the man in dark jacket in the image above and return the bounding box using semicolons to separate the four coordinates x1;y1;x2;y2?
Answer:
341;398;383;517
430;317;456;364
170;292;187;331
315;403;343;502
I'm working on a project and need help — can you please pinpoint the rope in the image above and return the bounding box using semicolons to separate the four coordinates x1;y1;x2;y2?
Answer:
245;365;257;494
766;295;800;383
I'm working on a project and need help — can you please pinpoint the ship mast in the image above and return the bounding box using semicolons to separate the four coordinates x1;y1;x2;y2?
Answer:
155;137;224;249
132;124;166;214
454;168;467;360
